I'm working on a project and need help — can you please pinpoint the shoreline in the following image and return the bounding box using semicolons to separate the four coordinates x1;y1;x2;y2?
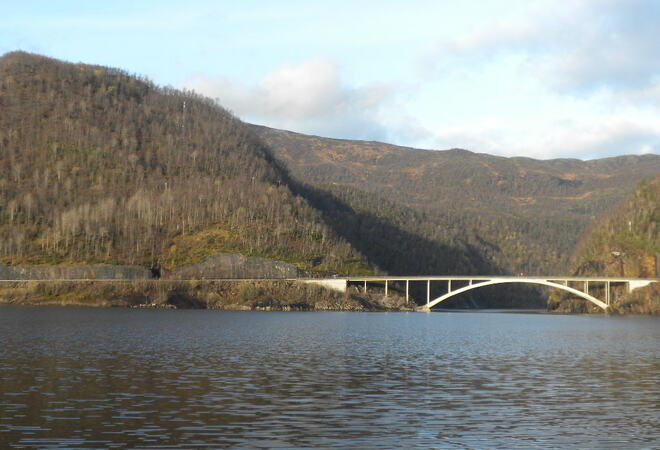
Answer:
0;279;414;312
1;279;656;315
5;302;659;317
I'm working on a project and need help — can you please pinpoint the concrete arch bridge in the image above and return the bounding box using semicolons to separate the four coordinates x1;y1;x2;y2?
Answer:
325;276;659;311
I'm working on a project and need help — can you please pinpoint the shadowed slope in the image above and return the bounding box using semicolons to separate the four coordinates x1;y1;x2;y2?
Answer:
254;124;660;275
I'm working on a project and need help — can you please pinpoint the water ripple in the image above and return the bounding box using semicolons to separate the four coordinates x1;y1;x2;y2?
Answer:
0;307;658;448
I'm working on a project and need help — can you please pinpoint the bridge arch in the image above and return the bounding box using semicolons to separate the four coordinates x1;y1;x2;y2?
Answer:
426;278;609;310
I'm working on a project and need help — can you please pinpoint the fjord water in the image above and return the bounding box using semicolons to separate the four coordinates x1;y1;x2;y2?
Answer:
0;307;658;448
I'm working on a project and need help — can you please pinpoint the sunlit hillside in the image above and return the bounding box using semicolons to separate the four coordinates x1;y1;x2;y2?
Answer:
0;51;367;275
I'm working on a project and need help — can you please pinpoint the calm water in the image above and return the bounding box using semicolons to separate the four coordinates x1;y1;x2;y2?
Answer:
0;307;658;449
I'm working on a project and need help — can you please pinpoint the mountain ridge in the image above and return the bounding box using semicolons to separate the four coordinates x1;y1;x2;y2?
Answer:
253;124;660;276
253;123;659;164
0;51;370;275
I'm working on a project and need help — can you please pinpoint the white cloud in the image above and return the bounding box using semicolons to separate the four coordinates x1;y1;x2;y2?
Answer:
425;0;660;98
187;54;660;160
623;81;660;108
424;22;534;68
536;0;660;95
417;0;660;159
185;58;429;144
434;116;660;160
182;1;660;160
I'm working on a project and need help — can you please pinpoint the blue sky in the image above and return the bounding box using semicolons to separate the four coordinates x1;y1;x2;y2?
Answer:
3;0;659;160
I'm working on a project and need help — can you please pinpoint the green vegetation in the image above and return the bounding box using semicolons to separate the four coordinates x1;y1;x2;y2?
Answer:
549;175;659;314
572;175;659;278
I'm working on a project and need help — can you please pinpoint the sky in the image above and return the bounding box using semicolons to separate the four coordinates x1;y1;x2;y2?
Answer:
2;0;660;160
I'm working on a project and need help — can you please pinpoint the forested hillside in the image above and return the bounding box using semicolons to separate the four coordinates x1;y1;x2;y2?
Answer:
0;51;509;282
255;125;660;275
0;51;367;275
0;51;656;311
549;175;659;313
572;175;659;278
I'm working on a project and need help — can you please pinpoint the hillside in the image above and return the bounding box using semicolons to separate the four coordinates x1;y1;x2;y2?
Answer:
549;175;659;314
1;51;656;311
573;175;659;278
254;125;660;276
0;51;506;286
0;51;368;275
550;175;660;314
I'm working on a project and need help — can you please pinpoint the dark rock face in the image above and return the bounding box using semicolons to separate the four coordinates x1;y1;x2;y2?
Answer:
0;253;300;281
0;265;20;280
165;292;207;309
172;253;300;279
0;264;153;280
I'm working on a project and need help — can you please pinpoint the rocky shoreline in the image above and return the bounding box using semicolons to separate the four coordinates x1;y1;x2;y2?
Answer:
548;283;659;315
0;279;414;312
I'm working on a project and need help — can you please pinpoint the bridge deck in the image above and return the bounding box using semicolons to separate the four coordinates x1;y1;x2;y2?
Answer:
343;276;659;283
1;276;657;283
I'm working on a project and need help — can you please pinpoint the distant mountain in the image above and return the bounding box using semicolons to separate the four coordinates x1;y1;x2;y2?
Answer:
253;125;660;276
0;51;369;275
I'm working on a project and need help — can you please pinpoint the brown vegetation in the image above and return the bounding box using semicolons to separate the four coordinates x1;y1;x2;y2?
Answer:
0;51;368;275
0;280;411;311
1;51;656;312
255;125;660;276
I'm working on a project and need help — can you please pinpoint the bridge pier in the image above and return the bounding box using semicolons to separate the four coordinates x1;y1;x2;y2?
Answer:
426;280;430;307
606;281;610;305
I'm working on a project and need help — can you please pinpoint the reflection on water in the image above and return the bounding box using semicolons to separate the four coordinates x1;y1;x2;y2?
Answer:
0;307;658;448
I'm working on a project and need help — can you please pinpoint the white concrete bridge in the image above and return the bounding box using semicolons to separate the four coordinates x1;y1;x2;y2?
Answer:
306;276;659;311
